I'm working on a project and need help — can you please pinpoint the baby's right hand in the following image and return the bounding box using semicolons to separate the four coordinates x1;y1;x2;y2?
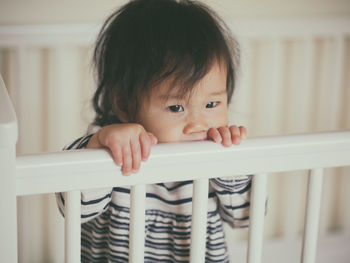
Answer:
87;124;158;175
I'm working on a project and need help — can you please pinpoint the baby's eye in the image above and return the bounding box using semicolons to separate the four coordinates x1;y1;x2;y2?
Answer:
168;105;184;112
206;101;219;108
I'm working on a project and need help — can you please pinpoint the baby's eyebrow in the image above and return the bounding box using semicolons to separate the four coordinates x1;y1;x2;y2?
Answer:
209;90;227;96
158;93;185;101
157;89;226;102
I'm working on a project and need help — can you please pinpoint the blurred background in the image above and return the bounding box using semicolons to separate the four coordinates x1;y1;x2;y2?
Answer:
0;0;349;262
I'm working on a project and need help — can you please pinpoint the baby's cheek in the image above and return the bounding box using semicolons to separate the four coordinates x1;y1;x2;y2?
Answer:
221;109;229;126
212;113;229;129
158;127;182;143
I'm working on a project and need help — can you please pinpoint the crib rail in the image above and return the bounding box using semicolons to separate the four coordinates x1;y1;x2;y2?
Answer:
15;131;350;195
1;18;350;47
12;133;350;263
14;131;350;262
10;131;350;262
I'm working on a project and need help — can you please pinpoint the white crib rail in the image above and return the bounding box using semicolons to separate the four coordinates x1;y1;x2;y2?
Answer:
13;131;350;263
13;131;350;195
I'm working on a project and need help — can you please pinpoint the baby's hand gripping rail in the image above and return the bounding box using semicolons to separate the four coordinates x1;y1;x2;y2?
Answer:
1;76;350;263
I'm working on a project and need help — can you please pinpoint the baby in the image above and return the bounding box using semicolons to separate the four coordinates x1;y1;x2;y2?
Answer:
57;0;251;262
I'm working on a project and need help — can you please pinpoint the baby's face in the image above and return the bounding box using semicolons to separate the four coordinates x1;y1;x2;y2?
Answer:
138;63;228;143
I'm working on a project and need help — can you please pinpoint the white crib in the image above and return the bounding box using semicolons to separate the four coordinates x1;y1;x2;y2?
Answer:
1;17;350;263
1;76;350;262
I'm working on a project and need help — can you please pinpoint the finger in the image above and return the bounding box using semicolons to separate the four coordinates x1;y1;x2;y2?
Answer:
130;139;141;172
239;126;247;139
147;132;158;145
229;125;241;145
218;127;232;147
207;127;221;143
122;145;132;176
110;144;123;166
140;132;151;161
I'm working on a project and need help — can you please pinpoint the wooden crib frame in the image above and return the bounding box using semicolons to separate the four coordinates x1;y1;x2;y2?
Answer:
1;75;350;262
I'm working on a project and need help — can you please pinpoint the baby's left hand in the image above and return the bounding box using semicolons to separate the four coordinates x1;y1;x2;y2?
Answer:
207;125;247;147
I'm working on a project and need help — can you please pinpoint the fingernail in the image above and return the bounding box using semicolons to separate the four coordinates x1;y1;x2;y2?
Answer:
242;134;247;140
123;169;131;176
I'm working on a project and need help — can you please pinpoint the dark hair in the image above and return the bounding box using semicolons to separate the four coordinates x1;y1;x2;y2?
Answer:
93;0;240;126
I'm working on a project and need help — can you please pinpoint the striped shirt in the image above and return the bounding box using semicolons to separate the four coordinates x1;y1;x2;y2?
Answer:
56;134;251;263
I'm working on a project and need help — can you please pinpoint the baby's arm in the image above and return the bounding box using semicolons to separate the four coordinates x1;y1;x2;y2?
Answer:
87;124;158;175
207;125;251;227
56;135;114;223
210;175;252;228
57;124;157;222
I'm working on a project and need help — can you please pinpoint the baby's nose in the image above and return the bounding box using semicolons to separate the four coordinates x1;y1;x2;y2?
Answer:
183;114;209;135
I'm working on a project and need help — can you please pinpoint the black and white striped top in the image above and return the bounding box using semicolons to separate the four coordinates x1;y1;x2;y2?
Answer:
56;134;251;263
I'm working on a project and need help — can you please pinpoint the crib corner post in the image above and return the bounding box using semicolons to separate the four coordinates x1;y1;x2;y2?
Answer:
0;75;19;262
0;143;18;262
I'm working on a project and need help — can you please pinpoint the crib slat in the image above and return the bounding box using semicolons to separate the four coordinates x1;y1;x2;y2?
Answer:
129;184;146;263
48;47;82;150
15;47;26;153
301;168;324;263
65;190;81;263
329;36;344;129
267;39;283;134
190;178;209;263
247;173;267;263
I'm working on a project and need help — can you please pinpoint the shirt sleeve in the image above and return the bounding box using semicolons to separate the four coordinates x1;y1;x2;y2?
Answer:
209;175;252;228
55;133;113;224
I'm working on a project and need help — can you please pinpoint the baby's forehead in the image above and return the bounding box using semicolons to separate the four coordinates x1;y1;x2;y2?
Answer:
145;61;228;103
150;82;227;105
151;82;191;103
